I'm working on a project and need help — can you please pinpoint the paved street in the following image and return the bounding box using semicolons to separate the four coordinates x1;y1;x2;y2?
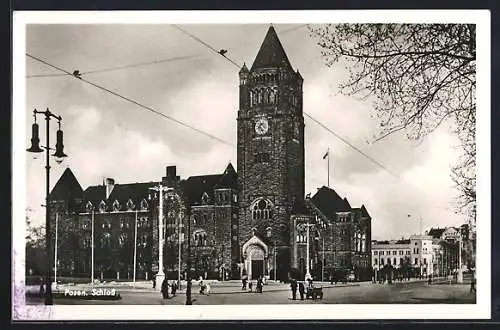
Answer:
26;278;475;305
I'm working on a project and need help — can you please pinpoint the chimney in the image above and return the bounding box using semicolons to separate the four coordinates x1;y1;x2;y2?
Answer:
105;178;115;199
166;166;176;178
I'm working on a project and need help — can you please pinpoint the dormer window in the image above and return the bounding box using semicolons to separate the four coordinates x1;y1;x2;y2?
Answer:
201;192;210;205
86;201;93;213
126;199;135;210
113;200;120;212
140;199;148;210
99;200;106;213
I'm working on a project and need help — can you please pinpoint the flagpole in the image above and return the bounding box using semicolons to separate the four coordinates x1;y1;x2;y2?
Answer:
327;147;330;187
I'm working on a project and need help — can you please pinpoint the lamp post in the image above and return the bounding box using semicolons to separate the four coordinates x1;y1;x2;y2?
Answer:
27;108;67;305
185;212;192;305
148;184;171;292
457;234;463;283
297;221;315;281
165;191;183;290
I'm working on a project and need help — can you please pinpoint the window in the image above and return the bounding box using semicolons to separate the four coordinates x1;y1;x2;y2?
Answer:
374;251;378;255
193;230;208;247
423;258;427;265
392;250;397;255
251;198;273;221
255;153;270;163
399;250;404;255
416;248;419;254
415;258;418;265
374;258;378;265
113;200;120;212
406;250;411;255
101;232;112;248
380;258;384;265
380;251;384;256
102;220;111;229
400;258;404;265
393;258;397;265
86;201;93;213
126;199;135;210
118;233;127;247
99;200;106;213
140;199;148;210
233;194;237;203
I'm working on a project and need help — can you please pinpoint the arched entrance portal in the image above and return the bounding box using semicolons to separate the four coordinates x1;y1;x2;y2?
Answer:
242;235;269;280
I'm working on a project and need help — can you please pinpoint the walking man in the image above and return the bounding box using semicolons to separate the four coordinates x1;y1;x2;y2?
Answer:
298;281;305;300
470;271;476;294
242;277;247;290
290;279;298;300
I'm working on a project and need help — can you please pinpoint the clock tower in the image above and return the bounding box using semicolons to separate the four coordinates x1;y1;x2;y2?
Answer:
237;26;305;280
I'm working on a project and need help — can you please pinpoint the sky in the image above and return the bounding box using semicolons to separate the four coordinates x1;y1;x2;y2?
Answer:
23;23;466;240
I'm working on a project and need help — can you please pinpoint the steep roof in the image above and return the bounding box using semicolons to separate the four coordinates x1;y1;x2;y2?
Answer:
214;163;237;189
251;26;293;71
309;186;351;220
107;182;159;205
360;205;371;218
428;228;446;239
49;168;84;201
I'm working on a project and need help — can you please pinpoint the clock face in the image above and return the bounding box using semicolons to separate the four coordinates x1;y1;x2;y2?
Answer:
255;118;269;135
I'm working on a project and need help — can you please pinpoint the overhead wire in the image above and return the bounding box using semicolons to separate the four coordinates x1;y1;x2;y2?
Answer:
26;54;202;78
26;53;234;147
169;25;451;210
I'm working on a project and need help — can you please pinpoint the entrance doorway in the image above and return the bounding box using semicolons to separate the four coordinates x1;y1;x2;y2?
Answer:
251;260;264;280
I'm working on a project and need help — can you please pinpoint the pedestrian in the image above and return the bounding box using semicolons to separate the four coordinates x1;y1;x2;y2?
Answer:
256;277;263;293
298;281;305;300
171;281;177;296
428;274;432;285
242;277;247;290
330;274;334;285
290;279;298;300
206;283;211;295
199;280;205;295
39;278;45;295
161;278;169;302
152;275;156;289
248;281;253;292
470;272;476;294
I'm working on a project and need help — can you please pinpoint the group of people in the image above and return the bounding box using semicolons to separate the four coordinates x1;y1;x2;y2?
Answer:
158;278;179;301
290;278;313;300
241;276;264;293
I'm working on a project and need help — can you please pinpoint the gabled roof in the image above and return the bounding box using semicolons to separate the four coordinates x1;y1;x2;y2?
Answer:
181;174;223;206
49;168;84;201
251;26;293;71
360;205;371;218
428;228;446;239
309;186;351;220
107;182;159;206
343;197;351;209
214;163;237;189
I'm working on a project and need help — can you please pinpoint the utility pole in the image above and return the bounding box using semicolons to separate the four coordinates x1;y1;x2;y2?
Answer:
149;184;171;292
457;234;463;283
91;210;94;285
133;210;138;288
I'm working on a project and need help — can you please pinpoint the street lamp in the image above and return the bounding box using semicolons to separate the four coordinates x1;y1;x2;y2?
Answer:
27;108;67;305
297;221;315;281
457;234;463;283
165;191;183;290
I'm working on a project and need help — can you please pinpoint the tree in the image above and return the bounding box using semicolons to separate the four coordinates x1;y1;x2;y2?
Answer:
309;24;476;224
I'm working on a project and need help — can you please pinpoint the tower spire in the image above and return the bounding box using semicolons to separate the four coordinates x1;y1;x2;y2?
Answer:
250;26;293;71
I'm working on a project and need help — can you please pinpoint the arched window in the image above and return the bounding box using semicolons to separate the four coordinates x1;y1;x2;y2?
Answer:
251;198;273;221
86;201;93;213
99;200;106;213
113;200;120;212
119;233;127;247
140;199;148;211
101;232;112;248
193;229;207;247
126;199;135;210
374;258;378;265
249;91;253;107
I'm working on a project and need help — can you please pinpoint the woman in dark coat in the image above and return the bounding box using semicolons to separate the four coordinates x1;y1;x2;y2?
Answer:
161;278;169;300
298;281;305;300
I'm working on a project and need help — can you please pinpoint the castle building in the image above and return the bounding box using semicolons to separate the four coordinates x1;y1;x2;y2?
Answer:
43;26;372;282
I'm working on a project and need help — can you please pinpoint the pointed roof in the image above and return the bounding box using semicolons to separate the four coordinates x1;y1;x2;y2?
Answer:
215;163;237;189
49;168;84;201
310;186;351;220
360;205;371;218
251;26;293;71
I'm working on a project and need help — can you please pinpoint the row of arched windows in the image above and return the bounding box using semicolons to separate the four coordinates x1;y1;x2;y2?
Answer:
193;230;208;247
250;72;278;85
251;199;273;221
86;199;149;213
249;88;278;107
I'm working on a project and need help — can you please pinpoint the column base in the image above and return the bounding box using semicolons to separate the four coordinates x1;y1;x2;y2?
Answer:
156;273;165;292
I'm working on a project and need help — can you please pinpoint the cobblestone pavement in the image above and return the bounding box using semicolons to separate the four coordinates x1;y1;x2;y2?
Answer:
26;279;475;305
